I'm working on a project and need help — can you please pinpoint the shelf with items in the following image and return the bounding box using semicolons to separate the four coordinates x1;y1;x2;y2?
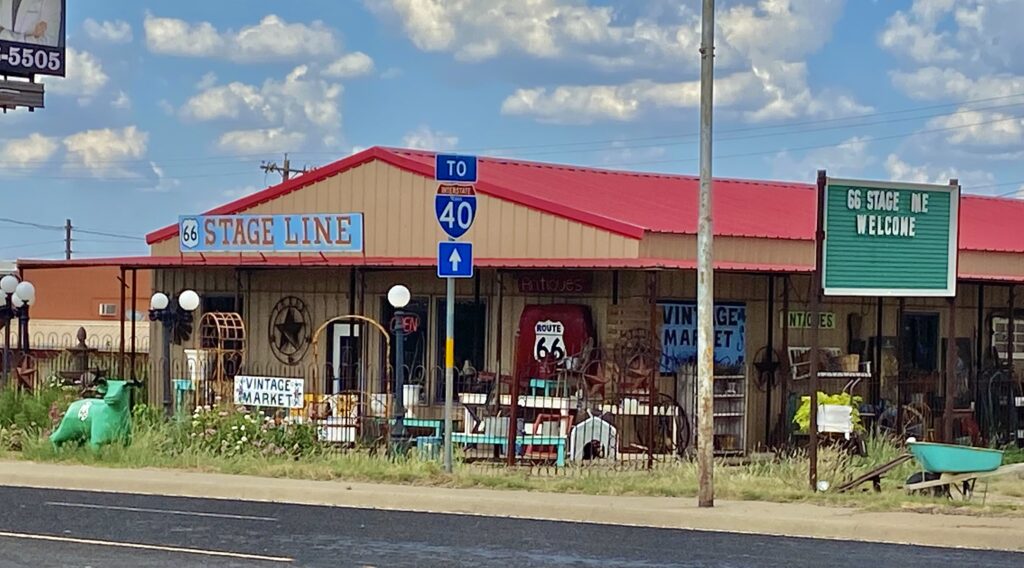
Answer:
711;366;747;456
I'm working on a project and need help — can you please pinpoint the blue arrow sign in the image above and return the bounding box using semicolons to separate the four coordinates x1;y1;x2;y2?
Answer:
435;154;477;182
438;241;473;279
435;184;477;239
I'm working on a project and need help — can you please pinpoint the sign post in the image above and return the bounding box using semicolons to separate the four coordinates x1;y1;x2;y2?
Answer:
434;154;478;474
809;173;960;489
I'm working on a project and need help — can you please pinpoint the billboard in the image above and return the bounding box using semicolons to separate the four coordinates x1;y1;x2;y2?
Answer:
822;178;959;297
0;0;66;77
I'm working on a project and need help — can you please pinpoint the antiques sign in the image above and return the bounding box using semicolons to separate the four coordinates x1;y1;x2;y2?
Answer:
659;302;746;373
823;178;959;297
178;213;364;253
781;311;836;329
234;376;304;408
517;272;593;295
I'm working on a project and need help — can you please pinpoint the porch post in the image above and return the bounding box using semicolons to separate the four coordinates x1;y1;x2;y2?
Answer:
765;275;775;446
944;296;957;442
119;267;126;379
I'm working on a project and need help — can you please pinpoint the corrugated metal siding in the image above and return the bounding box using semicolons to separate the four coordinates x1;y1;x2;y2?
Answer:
150;161;640;260
641;233;814;266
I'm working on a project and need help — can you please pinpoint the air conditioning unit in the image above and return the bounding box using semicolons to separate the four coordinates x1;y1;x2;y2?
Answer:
99;303;117;317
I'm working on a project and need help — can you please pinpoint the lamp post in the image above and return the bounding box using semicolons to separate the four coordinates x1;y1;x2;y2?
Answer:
149;290;200;416
0;274;36;386
387;284;412;454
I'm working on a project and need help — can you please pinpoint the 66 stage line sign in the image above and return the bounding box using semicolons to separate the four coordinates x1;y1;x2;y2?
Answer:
179;213;364;253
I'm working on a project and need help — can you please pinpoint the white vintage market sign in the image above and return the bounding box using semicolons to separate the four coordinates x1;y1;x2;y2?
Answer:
234;376;304;408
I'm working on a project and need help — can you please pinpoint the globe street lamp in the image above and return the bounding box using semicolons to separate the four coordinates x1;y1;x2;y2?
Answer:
0;274;36;386
150;290;200;416
387;284;413;454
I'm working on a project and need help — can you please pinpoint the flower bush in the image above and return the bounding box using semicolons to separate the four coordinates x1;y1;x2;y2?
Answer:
189;405;320;458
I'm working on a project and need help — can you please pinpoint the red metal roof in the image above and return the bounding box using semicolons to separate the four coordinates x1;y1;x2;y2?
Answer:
145;146;1024;253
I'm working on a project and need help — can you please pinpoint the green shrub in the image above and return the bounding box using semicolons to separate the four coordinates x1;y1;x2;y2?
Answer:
0;384;77;433
188;405;322;458
793;391;864;433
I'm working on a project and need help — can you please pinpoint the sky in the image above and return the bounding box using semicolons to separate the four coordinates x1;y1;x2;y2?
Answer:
2;0;1023;259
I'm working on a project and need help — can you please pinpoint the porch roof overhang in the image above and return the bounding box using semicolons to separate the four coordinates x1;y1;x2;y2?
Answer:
17;255;813;274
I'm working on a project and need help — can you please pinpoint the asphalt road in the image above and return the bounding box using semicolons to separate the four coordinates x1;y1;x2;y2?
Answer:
0;486;1020;568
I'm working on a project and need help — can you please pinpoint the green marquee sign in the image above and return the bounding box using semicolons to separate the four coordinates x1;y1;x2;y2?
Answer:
822;178;959;297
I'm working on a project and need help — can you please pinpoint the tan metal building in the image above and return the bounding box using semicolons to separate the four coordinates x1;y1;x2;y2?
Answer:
21;147;1024;452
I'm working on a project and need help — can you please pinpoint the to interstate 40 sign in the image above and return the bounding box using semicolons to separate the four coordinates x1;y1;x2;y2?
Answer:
435;184;477;239
822;178;960;297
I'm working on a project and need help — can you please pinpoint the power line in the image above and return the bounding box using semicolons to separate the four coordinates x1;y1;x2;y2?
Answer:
0;217;63;231
73;228;141;241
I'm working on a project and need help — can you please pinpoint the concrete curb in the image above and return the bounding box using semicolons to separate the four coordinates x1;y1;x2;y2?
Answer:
1;460;1021;553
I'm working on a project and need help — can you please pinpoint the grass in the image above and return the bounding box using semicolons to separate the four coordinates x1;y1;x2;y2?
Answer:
12;416;1024;518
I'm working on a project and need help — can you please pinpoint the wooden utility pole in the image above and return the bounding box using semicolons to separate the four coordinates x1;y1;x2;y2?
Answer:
696;0;716;508
944;179;960;443
64;219;72;260
260;153;308;183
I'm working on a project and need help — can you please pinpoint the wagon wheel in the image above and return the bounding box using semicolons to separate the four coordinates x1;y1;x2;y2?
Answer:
633;393;690;457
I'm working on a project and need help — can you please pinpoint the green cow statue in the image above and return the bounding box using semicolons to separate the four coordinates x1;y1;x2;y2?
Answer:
50;379;140;451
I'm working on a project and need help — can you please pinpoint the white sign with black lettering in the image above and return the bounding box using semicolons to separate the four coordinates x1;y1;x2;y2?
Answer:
534;320;566;361
234;376;304;408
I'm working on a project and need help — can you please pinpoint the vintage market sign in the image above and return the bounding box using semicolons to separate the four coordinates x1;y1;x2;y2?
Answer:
781;311;836;329
234;376;304;408
179;213;364;253
659;302;746;373
823;178;959;297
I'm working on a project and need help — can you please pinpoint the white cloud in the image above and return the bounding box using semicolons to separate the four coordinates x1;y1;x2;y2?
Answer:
926;109;1024;147
111;91;131;110
323;52;375;78
1;134;59;169
401;125;458;151
63;126;148;178
501;66;870;124
83;18;133;44
196;72;218;90
369;0;843;72
884;154;995;188
772;136;874;180
878;2;959;64
366;0;700;67
380;67;403;79
217;128;306;154
141;161;181;193
890;67;1024;102
180;65;343;153
43;49;109;104
144;14;338;62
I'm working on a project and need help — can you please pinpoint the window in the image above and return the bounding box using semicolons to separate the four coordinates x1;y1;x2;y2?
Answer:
433;299;487;402
327;322;362;394
98;303;117;317
901;313;939;373
992;317;1024;361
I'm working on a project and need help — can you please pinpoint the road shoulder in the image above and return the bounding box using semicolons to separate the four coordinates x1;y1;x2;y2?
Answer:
0;460;1020;553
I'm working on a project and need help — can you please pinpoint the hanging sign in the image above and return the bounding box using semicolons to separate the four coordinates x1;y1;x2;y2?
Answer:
659;302;746;373
533;320;566;361
178;213;364;253
823;178;959;297
234;376;304;408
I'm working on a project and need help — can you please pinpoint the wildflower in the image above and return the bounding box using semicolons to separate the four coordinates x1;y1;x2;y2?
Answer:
218;411;228;417
231;426;238;431
240;436;248;443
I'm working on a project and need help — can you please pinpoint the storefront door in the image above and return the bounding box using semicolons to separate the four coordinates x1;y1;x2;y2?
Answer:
434;299;487;402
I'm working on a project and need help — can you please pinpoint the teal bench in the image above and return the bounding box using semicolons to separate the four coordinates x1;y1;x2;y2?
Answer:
391;418;443;437
451;433;566;467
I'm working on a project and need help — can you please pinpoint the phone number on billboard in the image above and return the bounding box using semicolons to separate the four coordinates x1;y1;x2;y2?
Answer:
0;45;63;74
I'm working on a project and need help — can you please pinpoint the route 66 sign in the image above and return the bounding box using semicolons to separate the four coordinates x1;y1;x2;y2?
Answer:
180;217;200;250
533;320;566;361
